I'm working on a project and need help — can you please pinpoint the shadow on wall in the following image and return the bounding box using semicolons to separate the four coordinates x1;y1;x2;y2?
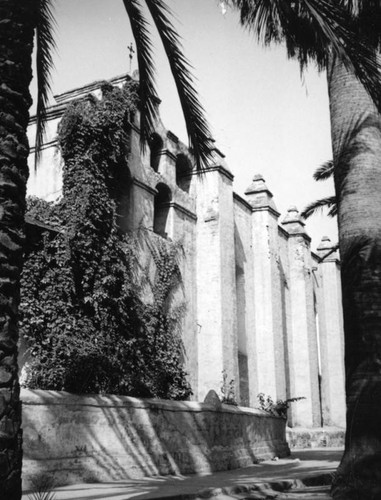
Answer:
21;389;289;489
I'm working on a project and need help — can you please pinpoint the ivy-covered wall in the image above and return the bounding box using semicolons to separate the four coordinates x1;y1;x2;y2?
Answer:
20;82;192;400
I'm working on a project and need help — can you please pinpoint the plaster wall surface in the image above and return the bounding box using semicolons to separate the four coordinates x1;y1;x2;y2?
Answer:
250;208;285;400
218;172;240;398
195;167;239;401
172;205;198;393
233;196;256;406
270;228;287;402
285;233;321;427
316;252;346;427
278;230;292;401
21;389;289;488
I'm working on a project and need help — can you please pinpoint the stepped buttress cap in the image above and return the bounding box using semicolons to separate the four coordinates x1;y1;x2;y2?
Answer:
244;174;272;196
316;236;338;256
244;174;279;215
282;206;305;226
317;236;333;250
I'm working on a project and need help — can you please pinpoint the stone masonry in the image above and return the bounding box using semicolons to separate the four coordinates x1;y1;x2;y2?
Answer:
25;73;345;429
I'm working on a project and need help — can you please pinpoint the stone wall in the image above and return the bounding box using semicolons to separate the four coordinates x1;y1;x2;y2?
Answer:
21;389;289;488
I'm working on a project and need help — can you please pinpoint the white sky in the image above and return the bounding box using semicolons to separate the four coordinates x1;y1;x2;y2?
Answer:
31;0;338;248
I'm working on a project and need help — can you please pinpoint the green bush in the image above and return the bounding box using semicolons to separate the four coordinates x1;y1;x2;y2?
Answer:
20;82;192;400
257;393;305;418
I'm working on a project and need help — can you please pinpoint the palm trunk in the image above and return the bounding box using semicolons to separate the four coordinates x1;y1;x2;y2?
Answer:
328;54;381;499
0;1;37;498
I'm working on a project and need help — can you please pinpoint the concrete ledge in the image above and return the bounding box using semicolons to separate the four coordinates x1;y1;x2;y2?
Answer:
287;427;345;449
21;389;289;488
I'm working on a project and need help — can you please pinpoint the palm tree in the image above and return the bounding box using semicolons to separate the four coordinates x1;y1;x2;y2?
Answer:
0;1;214;498
301;160;337;220
227;1;381;497
328;51;381;500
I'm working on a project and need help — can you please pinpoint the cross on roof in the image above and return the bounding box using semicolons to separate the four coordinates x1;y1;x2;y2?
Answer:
128;43;135;73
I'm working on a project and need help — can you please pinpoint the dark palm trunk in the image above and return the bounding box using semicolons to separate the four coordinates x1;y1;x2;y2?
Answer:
328;54;381;499
0;1;37;498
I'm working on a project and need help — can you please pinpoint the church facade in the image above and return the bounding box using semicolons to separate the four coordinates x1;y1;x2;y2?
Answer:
26;74;345;429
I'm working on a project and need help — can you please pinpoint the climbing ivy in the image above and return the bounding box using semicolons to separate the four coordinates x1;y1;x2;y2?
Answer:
20;82;192;400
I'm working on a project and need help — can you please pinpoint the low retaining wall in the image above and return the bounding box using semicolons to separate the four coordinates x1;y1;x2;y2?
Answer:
287;426;345;449
21;389;290;487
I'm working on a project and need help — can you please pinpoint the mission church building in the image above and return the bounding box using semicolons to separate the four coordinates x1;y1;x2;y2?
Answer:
26;73;345;431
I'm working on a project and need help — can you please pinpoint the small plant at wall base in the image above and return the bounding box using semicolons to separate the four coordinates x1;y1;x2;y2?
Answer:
20;83;192;400
220;370;238;405
257;393;305;418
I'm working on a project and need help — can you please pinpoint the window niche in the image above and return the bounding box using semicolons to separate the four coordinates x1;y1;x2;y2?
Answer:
153;183;171;238
176;153;193;193
149;133;164;172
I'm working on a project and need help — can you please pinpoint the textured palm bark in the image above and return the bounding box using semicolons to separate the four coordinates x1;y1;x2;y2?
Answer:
328;54;381;499
0;1;37;498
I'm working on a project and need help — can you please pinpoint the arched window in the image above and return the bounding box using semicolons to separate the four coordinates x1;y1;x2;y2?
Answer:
150;133;163;172
176;153;193;192
153;183;171;238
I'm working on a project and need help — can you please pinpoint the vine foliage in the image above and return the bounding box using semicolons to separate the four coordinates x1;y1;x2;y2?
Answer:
20;82;192;400
257;393;305;418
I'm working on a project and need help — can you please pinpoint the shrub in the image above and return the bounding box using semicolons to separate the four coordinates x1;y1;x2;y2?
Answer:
220;370;238;405
257;393;306;418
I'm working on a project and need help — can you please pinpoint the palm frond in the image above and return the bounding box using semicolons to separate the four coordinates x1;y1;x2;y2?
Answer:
313;160;334;181
230;0;381;112
35;0;57;168
341;0;361;15
234;0;283;45
301;195;337;219
302;0;381;111
328;203;337;217
122;0;159;149
144;0;214;171
343;1;381;49
231;0;335;71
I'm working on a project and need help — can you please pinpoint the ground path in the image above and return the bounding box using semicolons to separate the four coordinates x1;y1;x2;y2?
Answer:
22;448;342;499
